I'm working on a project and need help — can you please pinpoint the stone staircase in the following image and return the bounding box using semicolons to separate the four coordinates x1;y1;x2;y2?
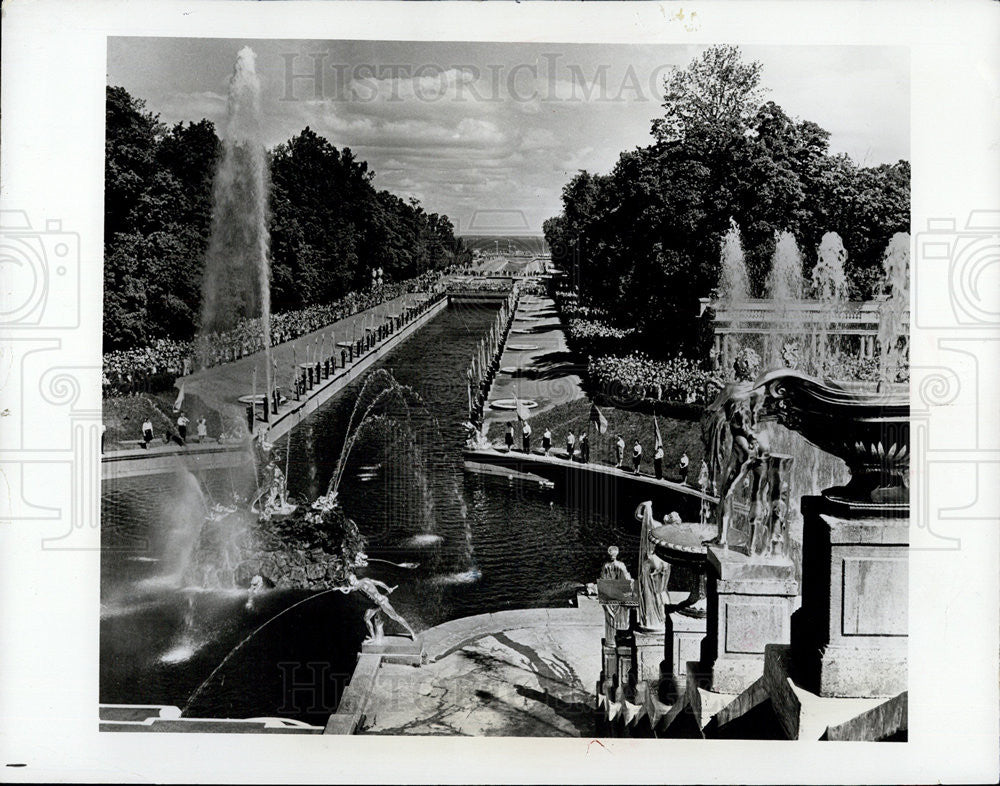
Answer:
594;646;907;740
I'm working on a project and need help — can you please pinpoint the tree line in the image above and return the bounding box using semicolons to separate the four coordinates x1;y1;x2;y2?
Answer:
542;46;909;359
104;85;469;352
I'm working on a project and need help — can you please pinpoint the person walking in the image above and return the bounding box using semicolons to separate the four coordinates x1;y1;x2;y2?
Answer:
579;432;590;463
141;418;154;449
679;451;690;484
522;420;532;454
654;443;664;480
632;439;643;474
615;434;625;468
196;417;208;443
177;412;190;444
542;428;552;455
565;430;575;461
504;422;515;452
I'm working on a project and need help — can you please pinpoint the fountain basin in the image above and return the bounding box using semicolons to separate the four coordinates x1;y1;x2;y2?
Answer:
489;398;538;411
648;521;727;619
506;343;539;351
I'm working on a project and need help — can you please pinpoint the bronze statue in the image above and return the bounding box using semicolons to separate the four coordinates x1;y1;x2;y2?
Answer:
705;393;765;548
337;572;417;641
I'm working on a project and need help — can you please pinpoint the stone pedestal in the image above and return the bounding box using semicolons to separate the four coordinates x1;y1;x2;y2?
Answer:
703;546;798;695
795;496;908;698
634;629;666;685
360;635;424;666
617;641;635;691
662;606;707;702
601;640;617;686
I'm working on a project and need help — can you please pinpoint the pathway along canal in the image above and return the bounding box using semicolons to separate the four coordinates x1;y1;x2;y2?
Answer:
100;302;653;726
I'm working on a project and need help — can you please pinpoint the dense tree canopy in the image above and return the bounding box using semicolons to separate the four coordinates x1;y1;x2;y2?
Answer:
104;86;468;351
544;46;910;358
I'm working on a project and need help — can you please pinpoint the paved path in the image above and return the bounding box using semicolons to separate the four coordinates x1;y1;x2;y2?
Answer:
485;293;585;423
361;601;603;736
178;292;431;418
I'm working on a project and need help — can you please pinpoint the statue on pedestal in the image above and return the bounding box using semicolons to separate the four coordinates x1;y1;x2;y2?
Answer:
707;395;769;549
634;502;671;632
598;546;633;643
336;572;416;641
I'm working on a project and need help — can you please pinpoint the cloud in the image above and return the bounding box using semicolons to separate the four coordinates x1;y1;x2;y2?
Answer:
156;90;227;124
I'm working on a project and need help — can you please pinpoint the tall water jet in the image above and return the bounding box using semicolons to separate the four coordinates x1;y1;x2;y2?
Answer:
155;470;211;586
716;219;749;374
808;231;848;377
765;230;804;367
201;46;273;408
718;218;749;303
877;232;910;388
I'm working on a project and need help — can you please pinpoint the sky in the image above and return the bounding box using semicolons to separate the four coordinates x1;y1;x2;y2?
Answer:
107;38;909;235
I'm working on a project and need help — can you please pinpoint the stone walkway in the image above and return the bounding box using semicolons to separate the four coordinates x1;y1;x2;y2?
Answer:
361;601;603;736
485;293;585;424
178;291;430;417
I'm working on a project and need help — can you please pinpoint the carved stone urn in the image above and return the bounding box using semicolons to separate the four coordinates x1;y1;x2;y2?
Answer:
753;369;909;512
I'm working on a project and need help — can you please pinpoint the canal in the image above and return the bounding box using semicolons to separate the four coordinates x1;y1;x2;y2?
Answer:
100;303;645;725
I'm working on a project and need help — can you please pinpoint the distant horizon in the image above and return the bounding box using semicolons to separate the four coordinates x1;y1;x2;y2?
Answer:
108;39;909;234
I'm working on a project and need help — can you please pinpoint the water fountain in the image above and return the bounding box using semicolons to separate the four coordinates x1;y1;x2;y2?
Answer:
200;45;274;420
702;237;908;705
718;218;750;303
807;231;849;377
878;232;910;389
764;230;804;368
715;219;749;374
654;227;911;703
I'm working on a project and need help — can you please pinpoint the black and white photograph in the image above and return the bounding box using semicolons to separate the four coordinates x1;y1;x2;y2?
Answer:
1;1;998;782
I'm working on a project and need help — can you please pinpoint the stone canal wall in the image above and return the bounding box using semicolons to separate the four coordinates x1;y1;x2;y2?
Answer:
102;294;447;480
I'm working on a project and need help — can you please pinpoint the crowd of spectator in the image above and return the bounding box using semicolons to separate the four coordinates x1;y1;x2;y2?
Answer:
445;278;516;293
589;353;714;405
103;271;444;395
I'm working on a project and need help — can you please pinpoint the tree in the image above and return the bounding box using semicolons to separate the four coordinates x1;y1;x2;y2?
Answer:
545;47;909;361
652;45;765;149
104;87;461;351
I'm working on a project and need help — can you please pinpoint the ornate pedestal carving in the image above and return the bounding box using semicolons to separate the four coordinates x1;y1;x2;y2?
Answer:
794;496;908;698
703;546;799;694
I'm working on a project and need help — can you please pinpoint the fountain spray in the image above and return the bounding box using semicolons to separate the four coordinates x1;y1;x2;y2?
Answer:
809;232;848;377
765;230;804;367
877;232;910;390
201;46;274;408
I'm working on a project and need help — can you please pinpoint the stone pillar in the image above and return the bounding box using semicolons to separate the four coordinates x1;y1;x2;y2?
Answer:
794;496;908;698
702;546;798;695
601;640;617;687
633;629;666;686
662;610;706;702
617;641;635;692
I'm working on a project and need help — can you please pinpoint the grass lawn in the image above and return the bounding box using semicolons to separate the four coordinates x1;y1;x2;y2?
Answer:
485;398;705;483
103;390;229;450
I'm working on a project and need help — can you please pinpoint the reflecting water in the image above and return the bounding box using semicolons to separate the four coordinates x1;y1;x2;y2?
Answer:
101;305;647;724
